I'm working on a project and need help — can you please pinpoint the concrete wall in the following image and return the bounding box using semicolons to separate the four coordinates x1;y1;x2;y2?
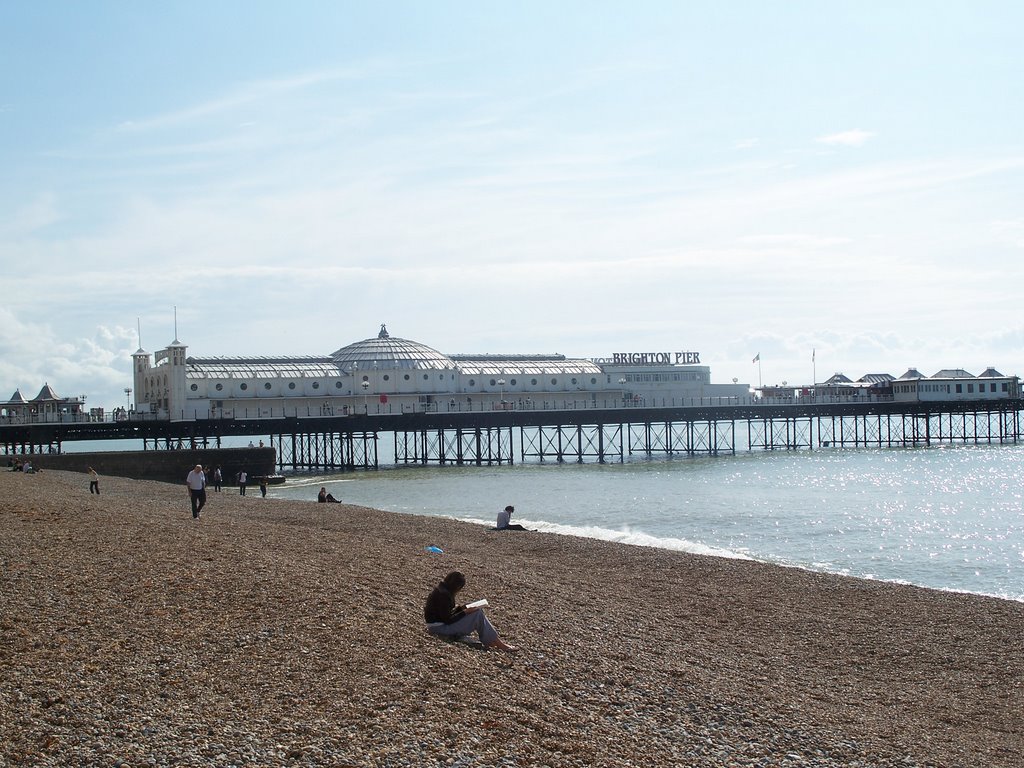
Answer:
16;447;277;485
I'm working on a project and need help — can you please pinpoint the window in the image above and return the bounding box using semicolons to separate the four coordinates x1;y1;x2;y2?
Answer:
240;383;248;391
510;378;517;386
468;379;476;387
312;382;320;389
215;383;223;391
489;379;496;386
967;383;974;393
591;378;597;385
531;378;538;386
423;374;429;380
956;384;962;393
551;378;557;386
288;382;296;390
382;374;390;381
571;378;578;385
1002;383;1009;392
404;374;410;381
990;383;997;392
335;381;343;389
264;383;272;390
190;384;198;391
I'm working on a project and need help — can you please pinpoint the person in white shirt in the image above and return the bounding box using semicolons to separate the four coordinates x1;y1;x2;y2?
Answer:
495;504;528;531
238;470;248;496
186;464;207;518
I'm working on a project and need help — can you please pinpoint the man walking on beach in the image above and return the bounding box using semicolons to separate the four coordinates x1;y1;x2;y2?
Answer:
238;469;247;496
88;467;100;495
186;464;207;519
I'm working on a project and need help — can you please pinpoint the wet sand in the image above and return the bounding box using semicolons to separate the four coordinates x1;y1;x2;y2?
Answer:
1;469;1021;767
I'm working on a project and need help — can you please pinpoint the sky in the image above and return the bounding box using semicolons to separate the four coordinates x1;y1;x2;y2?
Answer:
2;1;1023;409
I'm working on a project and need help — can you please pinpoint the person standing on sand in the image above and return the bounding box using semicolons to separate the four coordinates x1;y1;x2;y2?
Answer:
186;464;207;519
259;476;268;498
424;571;518;652
238;470;247;496
496;504;528;531
213;465;222;492
88;467;100;495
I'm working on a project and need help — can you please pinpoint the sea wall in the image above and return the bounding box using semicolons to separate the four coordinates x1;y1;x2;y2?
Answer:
13;447;276;484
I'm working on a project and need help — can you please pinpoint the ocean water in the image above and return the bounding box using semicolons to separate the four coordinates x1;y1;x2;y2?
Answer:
270;444;1024;603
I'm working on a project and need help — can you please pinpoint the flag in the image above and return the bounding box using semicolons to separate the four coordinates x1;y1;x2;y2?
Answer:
752;353;760;363
812;348;816;362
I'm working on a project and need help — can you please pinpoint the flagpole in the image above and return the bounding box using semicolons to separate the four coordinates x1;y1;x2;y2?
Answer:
758;358;762;389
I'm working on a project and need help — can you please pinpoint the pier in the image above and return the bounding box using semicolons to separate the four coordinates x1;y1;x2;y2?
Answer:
3;397;1022;473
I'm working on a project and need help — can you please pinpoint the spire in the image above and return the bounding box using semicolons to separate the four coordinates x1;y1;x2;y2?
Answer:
378;323;390;339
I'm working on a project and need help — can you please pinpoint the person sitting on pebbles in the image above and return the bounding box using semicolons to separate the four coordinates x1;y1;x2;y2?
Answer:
424;571;517;653
495;504;529;531
317;487;342;503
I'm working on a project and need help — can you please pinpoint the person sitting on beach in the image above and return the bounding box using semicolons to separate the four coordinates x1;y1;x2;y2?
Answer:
495;504;528;531
317;487;342;503
423;571;517;652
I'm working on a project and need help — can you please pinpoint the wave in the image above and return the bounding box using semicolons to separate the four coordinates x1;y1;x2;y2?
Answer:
457;516;752;561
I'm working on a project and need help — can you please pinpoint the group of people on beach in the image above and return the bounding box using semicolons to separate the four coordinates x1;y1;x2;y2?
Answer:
8;457;37;473
421;503;532;653
184;464;268;518
184;465;523;652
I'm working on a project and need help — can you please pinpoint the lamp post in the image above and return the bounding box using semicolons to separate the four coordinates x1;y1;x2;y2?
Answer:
619;377;627;406
361;380;369;413
124;387;132;412
497;378;505;409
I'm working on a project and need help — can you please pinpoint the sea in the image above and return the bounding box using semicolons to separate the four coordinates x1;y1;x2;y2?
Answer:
267;443;1024;603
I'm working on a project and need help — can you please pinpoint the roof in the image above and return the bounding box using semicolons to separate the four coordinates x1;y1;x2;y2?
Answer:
32;383;61;401
978;367;1005;378
932;369;974;379
453;355;602;377
823;373;853;384
6;388;28;404
330;325;456;371
898;368;925;380
186;356;339;379
858;373;895;384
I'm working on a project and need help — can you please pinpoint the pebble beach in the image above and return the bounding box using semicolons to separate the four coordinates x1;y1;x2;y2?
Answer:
2;469;1021;768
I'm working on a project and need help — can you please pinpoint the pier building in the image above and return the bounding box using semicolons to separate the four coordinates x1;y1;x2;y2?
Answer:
132;324;749;421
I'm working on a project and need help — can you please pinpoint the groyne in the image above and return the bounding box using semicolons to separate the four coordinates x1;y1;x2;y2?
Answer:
13;447;276;484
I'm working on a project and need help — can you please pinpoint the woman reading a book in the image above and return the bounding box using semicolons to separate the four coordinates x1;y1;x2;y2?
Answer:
423;571;518;652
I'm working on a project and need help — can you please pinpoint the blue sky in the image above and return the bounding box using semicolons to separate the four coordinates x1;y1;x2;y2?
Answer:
2;2;1022;408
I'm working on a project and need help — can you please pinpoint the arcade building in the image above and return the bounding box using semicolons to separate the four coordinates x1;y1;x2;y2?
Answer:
132;325;749;421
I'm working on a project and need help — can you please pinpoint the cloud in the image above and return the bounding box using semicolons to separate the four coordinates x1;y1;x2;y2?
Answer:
815;129;876;147
111;64;394;137
734;138;759;150
990;219;1024;249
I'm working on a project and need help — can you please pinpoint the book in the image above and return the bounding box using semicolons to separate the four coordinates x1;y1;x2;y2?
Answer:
465;599;489;609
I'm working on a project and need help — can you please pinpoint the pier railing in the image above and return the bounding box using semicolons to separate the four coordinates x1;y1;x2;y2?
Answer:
2;393;903;425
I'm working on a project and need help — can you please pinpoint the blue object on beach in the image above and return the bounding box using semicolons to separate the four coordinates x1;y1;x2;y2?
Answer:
425;545;444;554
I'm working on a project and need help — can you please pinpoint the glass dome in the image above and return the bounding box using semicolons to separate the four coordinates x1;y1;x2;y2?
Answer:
330;325;455;371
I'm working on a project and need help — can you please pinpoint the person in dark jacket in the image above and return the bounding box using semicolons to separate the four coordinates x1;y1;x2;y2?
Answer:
423;571;517;652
